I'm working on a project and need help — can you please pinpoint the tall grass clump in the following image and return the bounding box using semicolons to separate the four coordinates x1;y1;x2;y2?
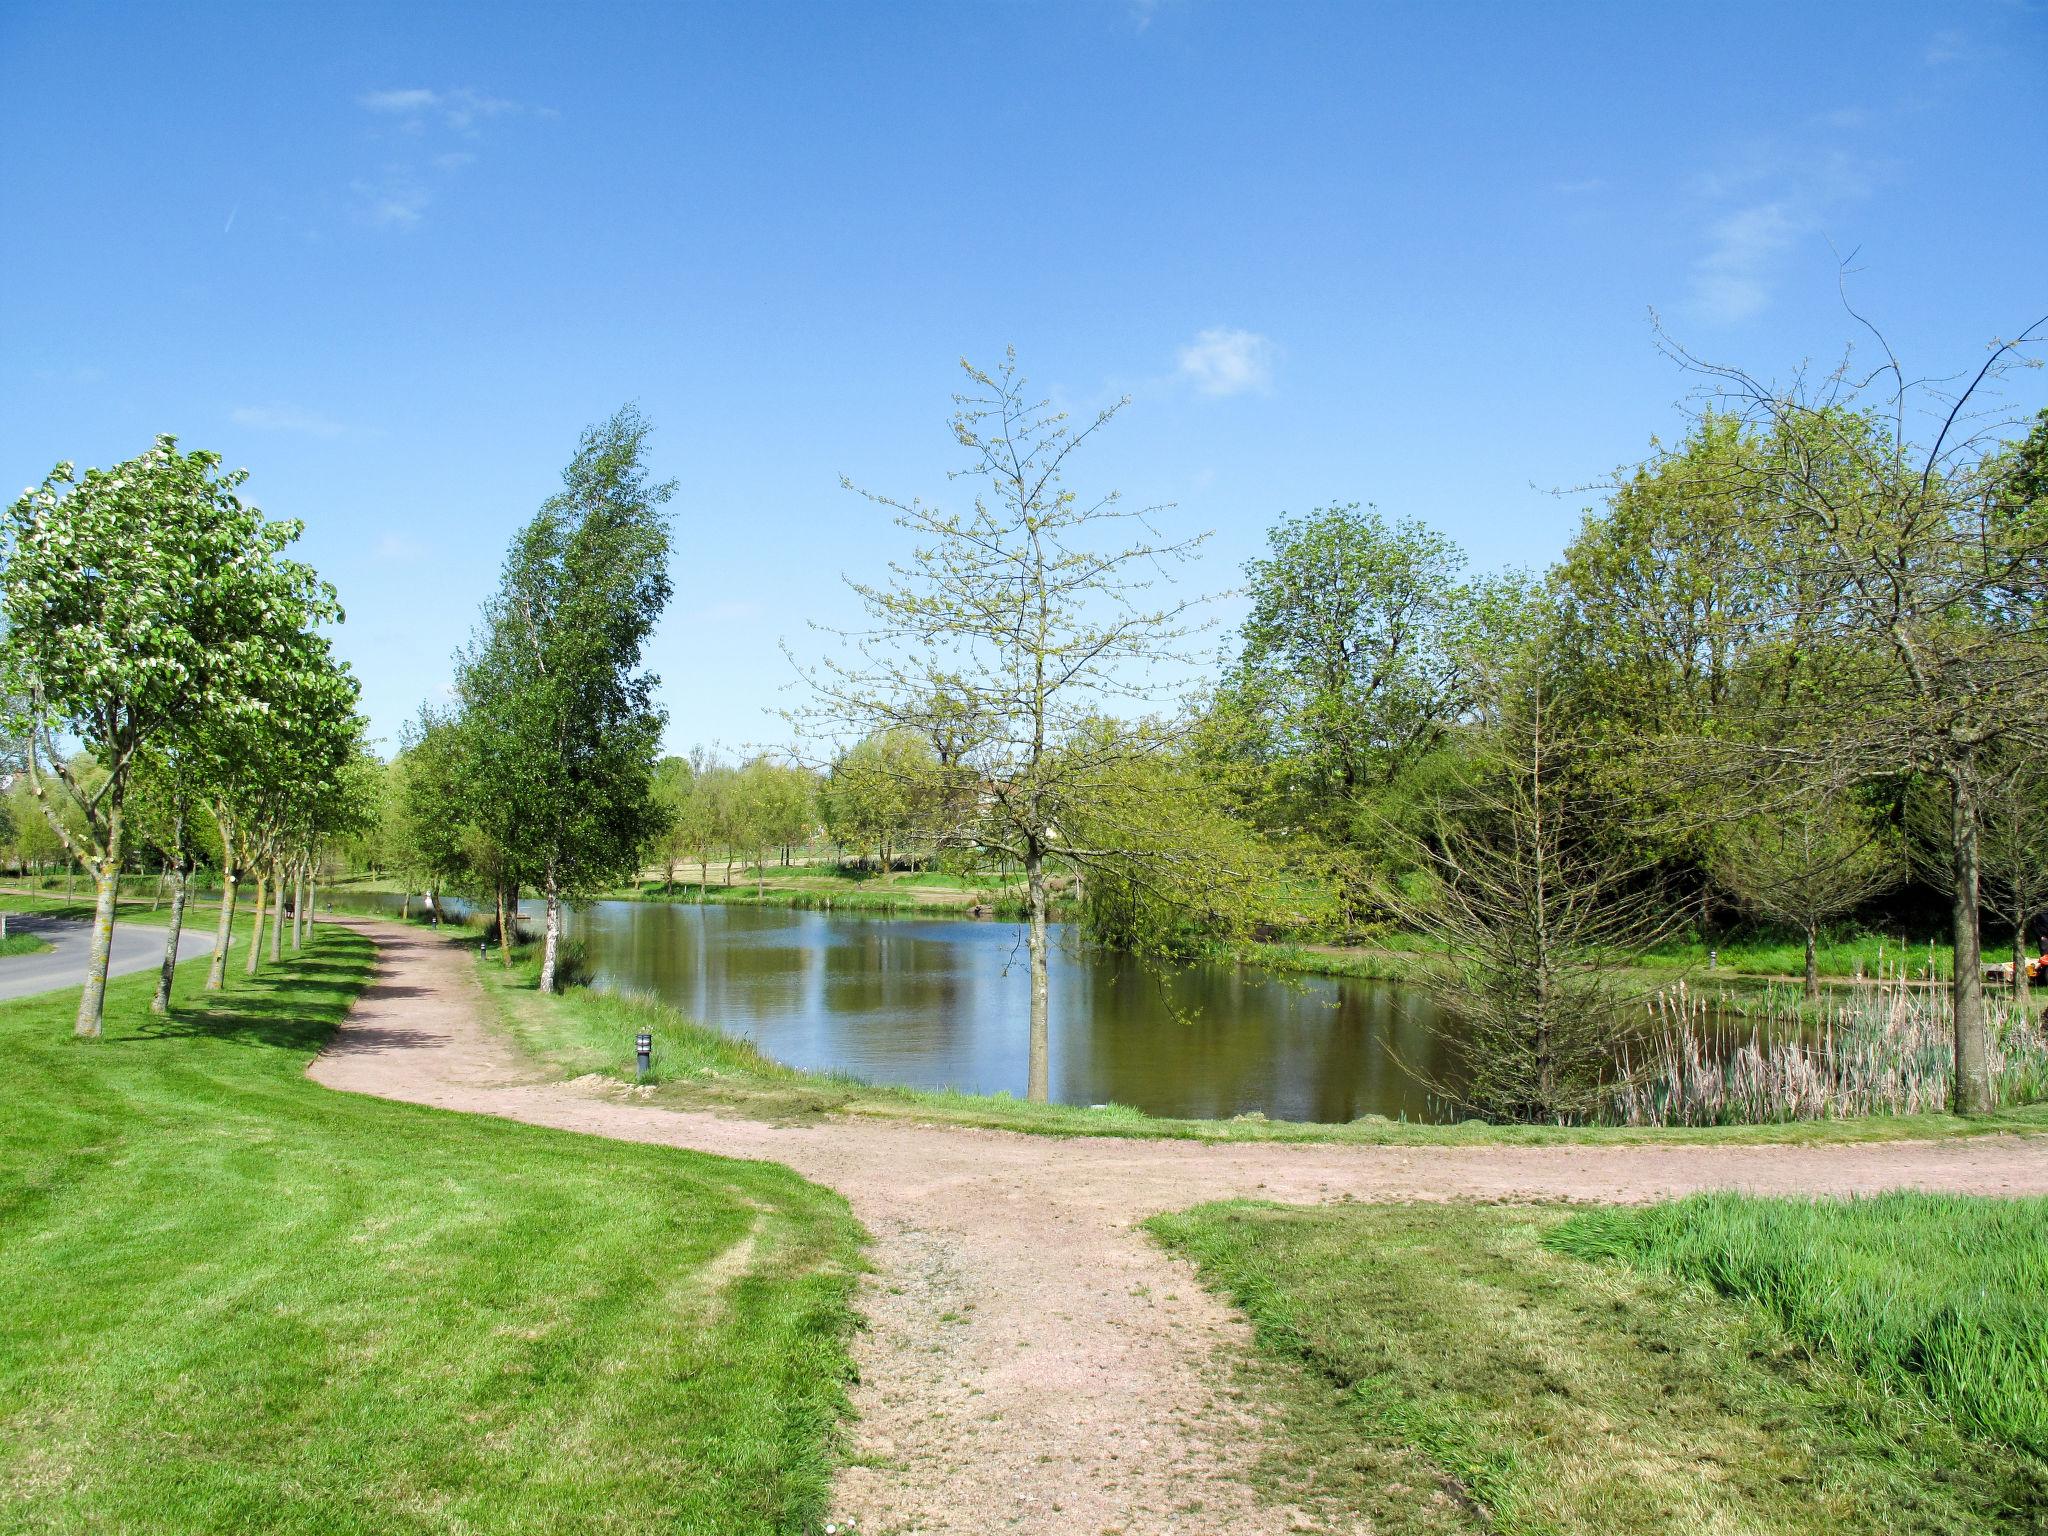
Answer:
1614;972;2048;1126
1550;1191;2048;1458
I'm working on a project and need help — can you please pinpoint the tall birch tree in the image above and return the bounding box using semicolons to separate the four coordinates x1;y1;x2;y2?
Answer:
459;406;674;992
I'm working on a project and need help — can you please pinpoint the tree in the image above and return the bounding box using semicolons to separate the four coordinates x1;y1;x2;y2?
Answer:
821;731;934;871
1660;309;2048;1112
650;755;695;889
393;706;476;928
1379;641;1676;1123
459;406;675;992
1;437;338;1035
1712;787;1900;998
794;351;1227;1103
1226;504;1480;843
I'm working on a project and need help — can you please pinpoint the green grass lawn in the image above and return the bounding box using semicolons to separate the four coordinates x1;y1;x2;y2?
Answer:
0;924;864;1534
472;940;2048;1147
1149;1200;2048;1535
0;932;53;956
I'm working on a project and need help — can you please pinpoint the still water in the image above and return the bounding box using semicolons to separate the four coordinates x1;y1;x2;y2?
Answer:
546;901;1455;1123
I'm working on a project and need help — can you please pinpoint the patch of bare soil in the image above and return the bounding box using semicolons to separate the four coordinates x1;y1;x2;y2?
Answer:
309;920;2048;1536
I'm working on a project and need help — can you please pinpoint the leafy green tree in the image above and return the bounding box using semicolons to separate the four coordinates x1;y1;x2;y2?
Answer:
1712;788;1901;998
1664;317;2048;1112
650;755;695;889
821;731;935;871
1;437;339;1034
459;406;675;992
1226;504;1479;830
392;706;477;927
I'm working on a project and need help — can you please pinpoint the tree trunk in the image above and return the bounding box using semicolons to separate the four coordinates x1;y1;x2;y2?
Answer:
430;885;441;927
308;869;318;940
496;884;511;959
245;868;268;976
502;885;517;967
1026;839;1050;1103
153;858;191;1015
2016;920;2031;1010
292;863;307;949
206;866;238;991
539;880;563;994
401;889;411;921
1803;922;1820;1001
75;829;125;1038
269;867;284;962
1949;768;1994;1114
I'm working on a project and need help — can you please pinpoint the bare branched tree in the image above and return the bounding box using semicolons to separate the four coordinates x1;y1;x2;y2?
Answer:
1379;652;1677;1123
1653;297;2047;1112
788;350;1225;1101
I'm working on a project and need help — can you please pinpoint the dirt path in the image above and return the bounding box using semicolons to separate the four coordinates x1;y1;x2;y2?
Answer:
309;920;2048;1536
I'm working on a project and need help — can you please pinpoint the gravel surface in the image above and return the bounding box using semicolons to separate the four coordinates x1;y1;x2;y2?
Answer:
309;919;2048;1536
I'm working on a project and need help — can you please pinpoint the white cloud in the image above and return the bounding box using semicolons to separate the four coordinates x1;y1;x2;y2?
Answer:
1176;328;1276;397
351;173;428;227
357;86;525;136
374;532;427;563
231;405;345;438
359;87;440;115
1692;201;1800;323
1681;138;1884;324
431;151;476;172
1553;176;1606;195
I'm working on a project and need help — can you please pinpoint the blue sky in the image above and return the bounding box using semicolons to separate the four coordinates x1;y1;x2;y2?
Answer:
4;0;2044;757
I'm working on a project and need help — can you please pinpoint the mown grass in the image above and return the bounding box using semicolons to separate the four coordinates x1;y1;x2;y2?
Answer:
1550;1192;2048;1457
0;932;53;956
0;922;865;1534
470;941;2048;1146
1149;1201;2048;1535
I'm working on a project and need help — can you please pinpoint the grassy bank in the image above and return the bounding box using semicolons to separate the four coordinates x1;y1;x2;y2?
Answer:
470;939;2048;1146
1149;1200;2047;1535
1551;1192;2048;1456
0;923;864;1533
0;931;53;956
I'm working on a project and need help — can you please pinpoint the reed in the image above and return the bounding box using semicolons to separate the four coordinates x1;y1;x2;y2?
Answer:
1614;968;2048;1126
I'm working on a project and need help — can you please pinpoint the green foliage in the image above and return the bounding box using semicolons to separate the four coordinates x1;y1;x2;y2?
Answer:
457;406;675;917
1550;1192;2048;1457
1225;503;1478;827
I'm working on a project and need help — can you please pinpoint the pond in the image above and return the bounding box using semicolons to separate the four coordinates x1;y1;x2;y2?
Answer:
582;904;1463;1121
375;895;1458;1122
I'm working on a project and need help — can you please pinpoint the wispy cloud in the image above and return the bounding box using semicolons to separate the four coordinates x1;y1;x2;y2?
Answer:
231;404;346;438
373;531;427;563
1693;202;1800;323
1176;328;1276;397
357;86;523;136
1553;176;1606;196
348;85;546;229
351;172;429;228
1681;139;1885;324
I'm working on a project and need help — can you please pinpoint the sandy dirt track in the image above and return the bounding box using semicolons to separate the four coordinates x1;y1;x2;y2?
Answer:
308;920;2048;1536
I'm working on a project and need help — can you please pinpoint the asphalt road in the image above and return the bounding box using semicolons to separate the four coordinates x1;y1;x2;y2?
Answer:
0;912;217;1001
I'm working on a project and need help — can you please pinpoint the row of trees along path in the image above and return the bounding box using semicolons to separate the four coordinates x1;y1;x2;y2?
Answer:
2;439;366;1035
